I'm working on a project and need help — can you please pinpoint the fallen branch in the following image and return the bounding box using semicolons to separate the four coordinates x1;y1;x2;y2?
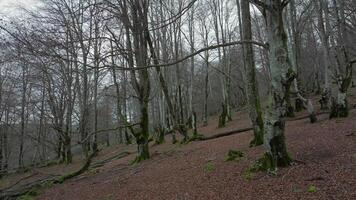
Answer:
54;150;98;184
193;127;253;141
286;111;329;121
0;175;57;199
79;124;140;144
0;172;39;192
193;111;333;142
90;151;133;169
1;150;99;199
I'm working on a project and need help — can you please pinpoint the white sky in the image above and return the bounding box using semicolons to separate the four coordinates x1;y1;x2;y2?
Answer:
0;0;39;16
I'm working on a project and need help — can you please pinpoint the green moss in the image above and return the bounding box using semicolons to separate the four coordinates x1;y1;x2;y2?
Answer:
18;194;37;200
243;170;254;181
130;154;148;165
56;176;65;184
41;180;54;189
16;179;57;200
308;185;317;193
218;104;228;128
292;186;302;193
249;135;263;147
249;153;274;173
225;150;244;162
187;134;204;142
203;162;215;172
247;152;291;174
242;153;279;180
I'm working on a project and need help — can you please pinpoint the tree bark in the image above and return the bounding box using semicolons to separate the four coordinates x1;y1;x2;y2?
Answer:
263;0;293;170
241;0;264;147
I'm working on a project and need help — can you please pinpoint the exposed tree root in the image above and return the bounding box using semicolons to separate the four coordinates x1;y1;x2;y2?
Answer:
54;150;98;184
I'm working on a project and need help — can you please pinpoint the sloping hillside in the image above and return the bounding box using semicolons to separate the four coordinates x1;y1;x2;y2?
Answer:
33;110;356;200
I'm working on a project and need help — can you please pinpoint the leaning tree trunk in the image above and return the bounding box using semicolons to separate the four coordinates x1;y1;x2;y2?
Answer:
263;0;293;170
241;0;264;147
146;32;189;142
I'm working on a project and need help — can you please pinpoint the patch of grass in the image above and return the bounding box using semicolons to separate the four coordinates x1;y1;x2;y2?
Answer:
292;186;302;193
18;194;37;200
247;153;285;175
88;168;100;175
243;153;280;181
203;162;215;172
243;170;254;181
16;179;56;200
308;185;317;193
41;180;54;189
225;150;244;162
103;194;115;200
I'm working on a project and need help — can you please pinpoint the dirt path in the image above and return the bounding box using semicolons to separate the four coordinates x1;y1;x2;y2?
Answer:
37;110;356;200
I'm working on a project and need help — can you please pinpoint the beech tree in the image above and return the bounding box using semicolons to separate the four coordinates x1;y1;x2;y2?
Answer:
240;0;264;147
251;0;294;169
1;0;356;175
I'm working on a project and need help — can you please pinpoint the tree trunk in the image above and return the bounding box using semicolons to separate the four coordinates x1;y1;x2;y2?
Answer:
317;0;332;110
263;0;293;170
288;0;317;123
240;0;264;147
329;0;352;118
19;64;27;169
147;32;189;142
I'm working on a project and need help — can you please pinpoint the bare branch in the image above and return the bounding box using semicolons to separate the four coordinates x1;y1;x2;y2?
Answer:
110;40;267;71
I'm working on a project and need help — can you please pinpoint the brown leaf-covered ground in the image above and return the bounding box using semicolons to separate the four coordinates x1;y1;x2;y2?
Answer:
35;108;356;200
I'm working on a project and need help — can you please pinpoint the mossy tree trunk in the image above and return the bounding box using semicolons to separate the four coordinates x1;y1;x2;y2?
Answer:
240;0;264;147
262;0;293;170
329;0;353;119
287;0;317;123
218;104;228;128
119;0;151;162
63;135;72;164
192;111;198;137
330;74;352;118
135;97;150;161
317;0;332;110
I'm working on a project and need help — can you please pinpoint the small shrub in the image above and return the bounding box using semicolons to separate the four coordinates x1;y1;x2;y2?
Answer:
243;170;254;181
292;186;302;193
225;150;244;162
18;195;36;200
308;185;317;193
203;162;215;172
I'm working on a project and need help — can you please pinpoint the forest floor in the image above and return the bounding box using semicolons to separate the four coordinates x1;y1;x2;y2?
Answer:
1;97;356;200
